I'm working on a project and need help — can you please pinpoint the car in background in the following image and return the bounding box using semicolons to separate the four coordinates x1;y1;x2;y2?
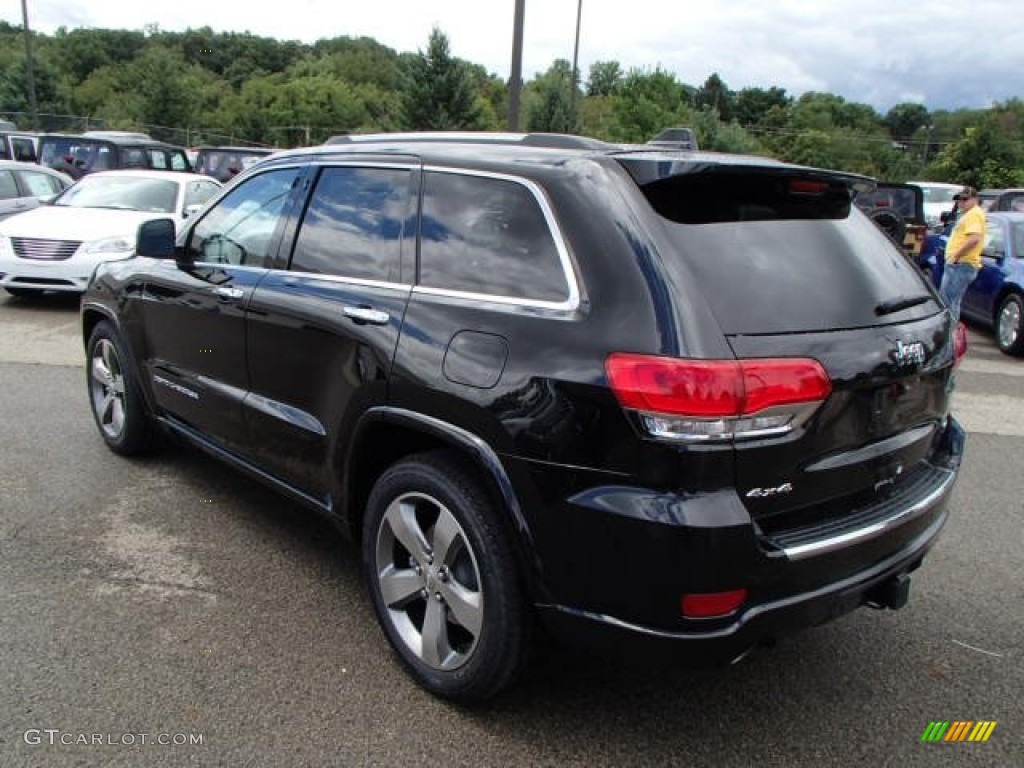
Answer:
979;188;1003;211
0;130;41;163
986;188;1024;214
919;211;1024;356
0;160;72;221
193;146;276;183
646;126;699;150
37;133;192;179
907;180;960;231
854;182;927;261
0;170;220;297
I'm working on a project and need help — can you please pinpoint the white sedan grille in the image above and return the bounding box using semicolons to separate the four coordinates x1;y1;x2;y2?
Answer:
12;237;82;261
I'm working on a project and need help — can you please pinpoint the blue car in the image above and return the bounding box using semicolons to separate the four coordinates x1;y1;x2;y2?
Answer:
921;211;1024;356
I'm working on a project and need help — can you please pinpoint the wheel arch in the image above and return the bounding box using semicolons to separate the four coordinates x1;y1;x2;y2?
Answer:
341;406;543;588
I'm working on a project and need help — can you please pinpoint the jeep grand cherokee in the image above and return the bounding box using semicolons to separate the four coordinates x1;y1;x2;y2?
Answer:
81;132;966;703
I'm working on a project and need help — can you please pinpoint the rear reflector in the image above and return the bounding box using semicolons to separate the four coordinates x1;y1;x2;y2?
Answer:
606;354;831;441
681;589;748;618
954;322;968;366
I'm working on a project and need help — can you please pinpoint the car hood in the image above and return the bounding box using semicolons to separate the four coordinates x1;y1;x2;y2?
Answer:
0;206;176;241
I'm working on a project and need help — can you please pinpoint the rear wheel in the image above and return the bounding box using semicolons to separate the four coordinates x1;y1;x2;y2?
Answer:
995;293;1024;356
362;452;531;704
86;321;158;454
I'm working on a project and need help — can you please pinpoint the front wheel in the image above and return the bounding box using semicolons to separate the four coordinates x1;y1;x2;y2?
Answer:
86;321;158;454
362;452;531;704
996;293;1024;356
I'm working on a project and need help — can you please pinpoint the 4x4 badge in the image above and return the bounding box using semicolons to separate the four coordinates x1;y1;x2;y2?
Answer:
893;340;926;367
746;482;793;498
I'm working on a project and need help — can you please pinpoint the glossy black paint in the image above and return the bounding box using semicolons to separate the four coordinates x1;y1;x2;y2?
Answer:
82;136;965;659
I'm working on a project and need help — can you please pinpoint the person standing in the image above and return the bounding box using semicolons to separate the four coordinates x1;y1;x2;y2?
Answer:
939;186;986;322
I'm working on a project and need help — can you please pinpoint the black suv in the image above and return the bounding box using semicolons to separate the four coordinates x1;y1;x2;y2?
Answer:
81;132;965;703
38;133;192;178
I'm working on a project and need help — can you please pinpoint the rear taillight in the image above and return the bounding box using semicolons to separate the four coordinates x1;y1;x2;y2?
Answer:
681;589;748;618
954;322;968;366
606;354;831;442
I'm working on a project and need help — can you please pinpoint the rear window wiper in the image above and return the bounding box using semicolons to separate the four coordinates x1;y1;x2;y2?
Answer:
875;294;932;316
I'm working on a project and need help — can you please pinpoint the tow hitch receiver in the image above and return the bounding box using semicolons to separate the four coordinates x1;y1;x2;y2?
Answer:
866;572;911;610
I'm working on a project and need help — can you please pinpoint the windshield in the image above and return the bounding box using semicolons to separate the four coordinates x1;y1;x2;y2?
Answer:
53;176;179;213
918;185;958;204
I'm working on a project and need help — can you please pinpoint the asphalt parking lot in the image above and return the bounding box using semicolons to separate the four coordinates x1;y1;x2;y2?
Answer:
0;293;1021;767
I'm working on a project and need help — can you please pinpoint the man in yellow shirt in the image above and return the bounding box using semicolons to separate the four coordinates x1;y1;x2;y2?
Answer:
939;185;986;322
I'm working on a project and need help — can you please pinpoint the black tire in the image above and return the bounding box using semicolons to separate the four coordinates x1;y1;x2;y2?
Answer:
5;287;44;298
995;293;1024;356
868;207;907;247
362;451;531;704
86;320;158;455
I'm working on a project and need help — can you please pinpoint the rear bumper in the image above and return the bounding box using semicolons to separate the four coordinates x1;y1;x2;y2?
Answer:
538;504;945;665
525;416;965;662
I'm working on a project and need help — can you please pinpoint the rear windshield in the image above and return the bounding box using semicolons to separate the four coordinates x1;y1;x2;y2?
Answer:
637;170;940;334
39;138;113;172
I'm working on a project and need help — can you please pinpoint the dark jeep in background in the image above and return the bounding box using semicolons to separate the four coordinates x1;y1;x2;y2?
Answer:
82;132;965;702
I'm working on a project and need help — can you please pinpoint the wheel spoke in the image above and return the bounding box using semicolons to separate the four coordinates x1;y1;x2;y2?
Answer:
91;355;112;386
384;499;430;562
420;596;452;668
109;396;125;435
440;579;483;637
430;507;462;567
99;391;116;424
378;565;424;608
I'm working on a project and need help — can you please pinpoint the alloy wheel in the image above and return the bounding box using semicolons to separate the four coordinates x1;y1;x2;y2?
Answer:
374;491;484;671
89;338;127;441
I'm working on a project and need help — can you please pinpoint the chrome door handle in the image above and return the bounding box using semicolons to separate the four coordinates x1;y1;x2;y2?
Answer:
342;306;390;325
212;286;244;300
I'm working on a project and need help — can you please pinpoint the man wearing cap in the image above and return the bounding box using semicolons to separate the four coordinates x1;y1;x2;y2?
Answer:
939;186;986;322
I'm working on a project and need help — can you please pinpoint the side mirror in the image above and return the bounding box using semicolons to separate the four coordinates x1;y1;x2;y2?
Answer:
136;218;177;259
183;203;202;219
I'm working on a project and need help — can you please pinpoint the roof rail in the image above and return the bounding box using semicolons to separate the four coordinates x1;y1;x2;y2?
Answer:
322;131;614;150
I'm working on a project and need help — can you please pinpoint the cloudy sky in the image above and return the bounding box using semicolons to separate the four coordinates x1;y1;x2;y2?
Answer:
5;0;1022;112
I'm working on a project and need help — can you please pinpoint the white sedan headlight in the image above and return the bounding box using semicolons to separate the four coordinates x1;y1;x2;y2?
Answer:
84;236;135;255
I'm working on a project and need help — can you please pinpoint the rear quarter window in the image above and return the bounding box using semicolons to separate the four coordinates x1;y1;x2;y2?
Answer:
419;170;569;303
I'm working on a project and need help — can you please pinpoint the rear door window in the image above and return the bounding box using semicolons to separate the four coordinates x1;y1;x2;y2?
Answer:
418;170;569;303
11;137;36;162
148;149;168;170
0;170;18;199
632;168;940;334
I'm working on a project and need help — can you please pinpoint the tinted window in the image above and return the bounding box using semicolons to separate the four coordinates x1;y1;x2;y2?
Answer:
0;170;17;199
121;149;146;169
639;170;939;334
290;166;409;281
19;170;64;197
11;137;36;162
189;168;300;268
169;151;188;171
148;150;168;169
419;171;567;302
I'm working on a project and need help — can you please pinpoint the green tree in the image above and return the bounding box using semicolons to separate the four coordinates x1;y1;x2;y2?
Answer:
586;60;622;97
885;102;930;142
607;67;688;143
526;59;579;133
733;86;791;127
693;73;733;121
402;27;480;130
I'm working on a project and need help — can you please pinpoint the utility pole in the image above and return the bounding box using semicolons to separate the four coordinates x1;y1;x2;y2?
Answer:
570;0;582;120
507;0;525;131
21;0;39;130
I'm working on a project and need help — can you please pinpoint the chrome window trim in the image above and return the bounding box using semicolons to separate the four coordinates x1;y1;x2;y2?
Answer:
261;269;413;292
419;165;581;312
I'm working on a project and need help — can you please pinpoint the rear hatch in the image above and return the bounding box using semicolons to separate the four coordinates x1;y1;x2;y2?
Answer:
617;157;955;531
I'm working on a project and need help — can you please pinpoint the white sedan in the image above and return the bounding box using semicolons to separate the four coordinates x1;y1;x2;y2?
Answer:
0;170;221;297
